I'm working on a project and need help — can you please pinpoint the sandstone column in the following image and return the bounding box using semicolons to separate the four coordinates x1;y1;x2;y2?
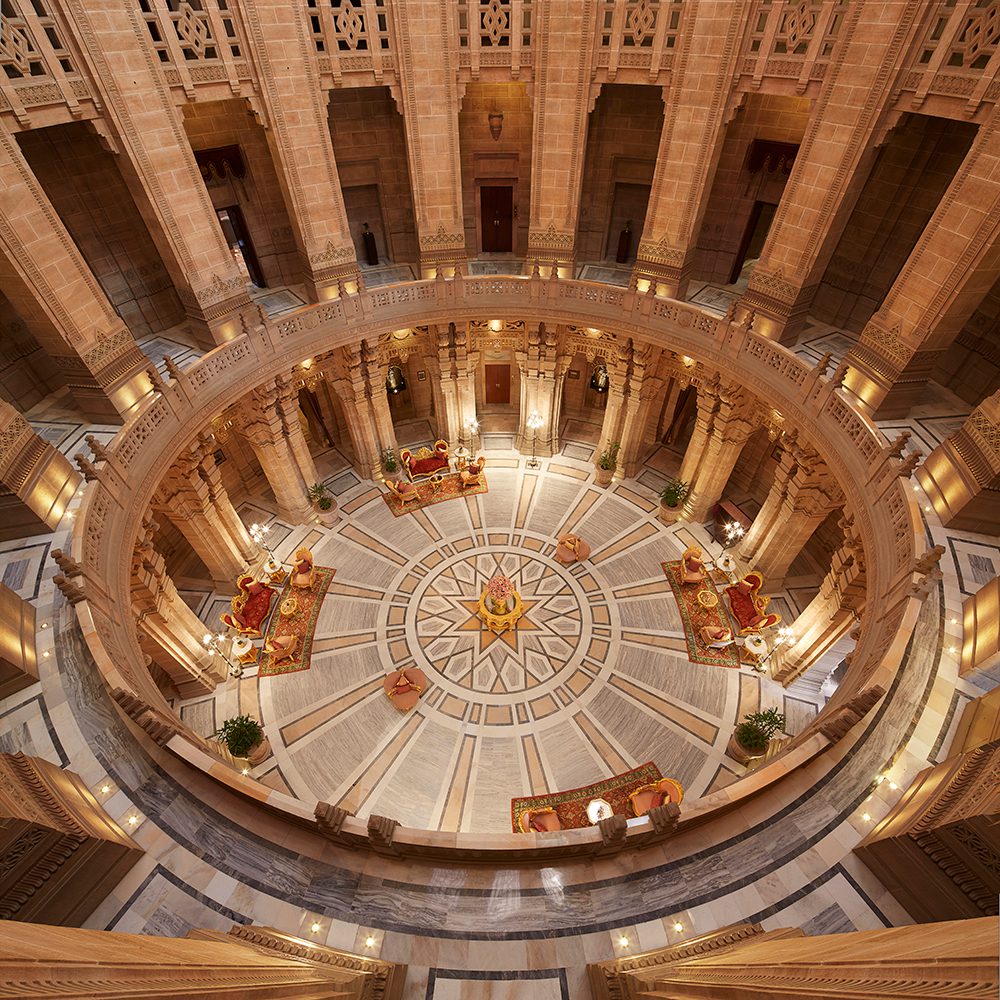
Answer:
738;1;925;343
634;1;750;296
152;442;252;588
917;388;1000;534
0;125;149;422
843;114;1000;417
131;516;225;698
434;324;465;445
390;0;467;275
239;0;359;299
274;373;321;491
363;340;399;457
66;2;254;347
771;518;866;687
0;583;37;702
0;400;79;541
233;384;313;524
618;345;663;478
326;345;381;480
680;379;757;523
515;324;561;457
526;0;600;267
737;431;844;585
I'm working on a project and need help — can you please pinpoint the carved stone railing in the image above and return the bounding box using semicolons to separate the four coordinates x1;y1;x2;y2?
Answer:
70;273;924;862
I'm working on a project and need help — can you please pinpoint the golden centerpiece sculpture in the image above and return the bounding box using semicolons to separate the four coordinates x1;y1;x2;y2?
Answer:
478;573;524;635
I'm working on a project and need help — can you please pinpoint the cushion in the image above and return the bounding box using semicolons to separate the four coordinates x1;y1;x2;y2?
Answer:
409;455;448;476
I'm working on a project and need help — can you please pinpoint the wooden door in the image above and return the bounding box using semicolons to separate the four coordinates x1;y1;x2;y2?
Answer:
480;185;514;252
484;364;511;405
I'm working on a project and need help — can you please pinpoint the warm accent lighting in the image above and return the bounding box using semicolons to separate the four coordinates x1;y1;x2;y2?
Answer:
42;651;49;658
618;935;629;948
41;623;48;629
385;364;407;395
889;781;898;790
590;363;609;393
673;922;684;932
127;815;138;826
365;935;376;948
100;784;110;795
310;922;321;934
489;319;503;332
240;767;250;776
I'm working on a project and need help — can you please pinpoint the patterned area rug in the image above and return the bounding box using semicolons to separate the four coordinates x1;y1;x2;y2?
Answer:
259;566;336;677
663;561;741;668
511;761;662;832
382;472;489;517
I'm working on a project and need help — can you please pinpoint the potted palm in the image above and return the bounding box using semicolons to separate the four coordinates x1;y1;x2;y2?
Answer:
214;714;270;768
726;708;786;765
381;448;401;481
595;441;620;487
308;481;338;527
659;477;688;525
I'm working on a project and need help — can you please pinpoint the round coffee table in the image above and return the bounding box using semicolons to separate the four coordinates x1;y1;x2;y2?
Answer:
279;595;299;618
697;589;719;609
586;798;614;824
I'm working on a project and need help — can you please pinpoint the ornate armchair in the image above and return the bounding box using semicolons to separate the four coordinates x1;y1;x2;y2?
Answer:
517;807;562;833
400;440;450;481
460;455;486;488
220;574;275;637
555;533;591;564
628;777;684;817
383;667;428;711
724;571;781;634
264;633;298;665
680;545;708;585
386;478;420;510
699;625;734;648
291;548;314;590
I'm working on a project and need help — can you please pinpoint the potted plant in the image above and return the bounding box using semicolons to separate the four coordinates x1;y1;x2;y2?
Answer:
307;481;338;527
214;714;270;768
595;441;620;487
381;448;401;481
658;477;689;525
726;708;786;765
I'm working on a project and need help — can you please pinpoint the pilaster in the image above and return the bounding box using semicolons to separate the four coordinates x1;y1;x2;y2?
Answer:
514;323;561;457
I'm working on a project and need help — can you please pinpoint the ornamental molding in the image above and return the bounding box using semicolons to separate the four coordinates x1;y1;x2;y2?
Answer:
746;266;799;306
308;240;355;266
419;225;466;251
857;319;913;369
527;223;574;252
636;236;685;269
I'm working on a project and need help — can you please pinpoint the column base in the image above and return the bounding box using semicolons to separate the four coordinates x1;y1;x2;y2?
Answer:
632;253;690;300
181;283;255;351
738;272;814;345
302;253;358;302
843;346;944;419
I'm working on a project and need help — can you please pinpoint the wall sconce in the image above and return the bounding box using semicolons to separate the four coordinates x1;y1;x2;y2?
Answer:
589;363;609;393
488;110;504;141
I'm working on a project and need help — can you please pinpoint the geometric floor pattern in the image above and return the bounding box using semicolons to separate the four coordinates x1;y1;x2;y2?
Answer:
254;453;809;832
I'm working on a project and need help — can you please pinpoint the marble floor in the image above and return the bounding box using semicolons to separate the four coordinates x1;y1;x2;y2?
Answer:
1;290;997;998
181;439;819;832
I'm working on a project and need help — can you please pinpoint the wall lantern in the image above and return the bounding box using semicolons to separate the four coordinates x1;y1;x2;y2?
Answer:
386;365;407;395
488;110;504;141
590;363;609;393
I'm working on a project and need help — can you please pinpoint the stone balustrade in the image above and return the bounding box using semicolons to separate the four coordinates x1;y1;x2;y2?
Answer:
69;272;925;862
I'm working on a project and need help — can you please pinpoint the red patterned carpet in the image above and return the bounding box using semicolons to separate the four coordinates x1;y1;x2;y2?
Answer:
382;471;488;516
511;761;662;831
663;560;742;668
259;566;336;677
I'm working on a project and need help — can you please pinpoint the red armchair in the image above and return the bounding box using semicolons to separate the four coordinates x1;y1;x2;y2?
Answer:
400;440;449;481
680;545;708;585
518;807;562;833
629;778;684;817
383;667;428;711
724;571;781;635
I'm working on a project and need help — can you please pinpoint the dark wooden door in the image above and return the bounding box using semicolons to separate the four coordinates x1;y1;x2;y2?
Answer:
480;185;514;252
484;364;511;405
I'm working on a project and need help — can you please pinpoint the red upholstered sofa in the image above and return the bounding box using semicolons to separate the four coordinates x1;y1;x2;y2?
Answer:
220;574;276;637
400;440;449;481
724;571;781;635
